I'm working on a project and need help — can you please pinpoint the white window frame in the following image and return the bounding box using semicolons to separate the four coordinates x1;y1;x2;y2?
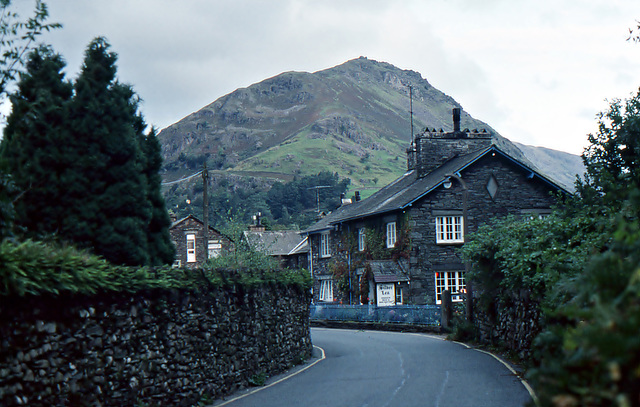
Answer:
435;216;464;244
358;228;366;252
208;239;222;259
319;279;334;302
386;222;397;248
395;283;403;305
434;271;466;304
320;232;331;258
186;233;196;263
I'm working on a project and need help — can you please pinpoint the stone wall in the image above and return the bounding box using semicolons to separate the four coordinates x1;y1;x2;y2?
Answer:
0;284;312;406
473;291;542;359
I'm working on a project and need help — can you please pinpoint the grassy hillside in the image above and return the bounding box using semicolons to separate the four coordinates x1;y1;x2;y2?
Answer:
158;57;584;217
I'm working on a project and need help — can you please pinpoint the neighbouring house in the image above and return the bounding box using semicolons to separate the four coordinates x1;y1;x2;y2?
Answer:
303;108;571;305
169;214;232;269
243;213;309;269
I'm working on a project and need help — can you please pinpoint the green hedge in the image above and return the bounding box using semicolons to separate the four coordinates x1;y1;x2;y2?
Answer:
0;239;311;297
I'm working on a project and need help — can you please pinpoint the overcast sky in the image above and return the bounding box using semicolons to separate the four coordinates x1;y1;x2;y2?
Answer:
14;0;640;155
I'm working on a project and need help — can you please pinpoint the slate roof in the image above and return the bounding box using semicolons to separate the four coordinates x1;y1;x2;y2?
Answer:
303;144;570;234
171;214;225;234
243;230;308;256
367;260;410;283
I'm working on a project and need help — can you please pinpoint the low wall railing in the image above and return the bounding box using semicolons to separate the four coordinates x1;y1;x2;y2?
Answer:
310;303;441;326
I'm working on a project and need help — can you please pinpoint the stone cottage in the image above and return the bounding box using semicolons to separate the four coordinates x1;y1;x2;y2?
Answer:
242;212;309;270
169;214;232;269
303;108;571;305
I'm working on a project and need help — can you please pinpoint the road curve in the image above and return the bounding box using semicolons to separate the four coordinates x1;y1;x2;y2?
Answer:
213;327;532;407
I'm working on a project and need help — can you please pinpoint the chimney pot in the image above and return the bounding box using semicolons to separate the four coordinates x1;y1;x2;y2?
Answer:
453;108;461;133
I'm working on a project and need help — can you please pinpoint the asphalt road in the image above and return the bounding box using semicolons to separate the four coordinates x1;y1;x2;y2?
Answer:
212;327;533;407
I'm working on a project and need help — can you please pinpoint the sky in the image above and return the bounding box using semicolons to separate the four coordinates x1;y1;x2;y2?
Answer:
11;0;640;155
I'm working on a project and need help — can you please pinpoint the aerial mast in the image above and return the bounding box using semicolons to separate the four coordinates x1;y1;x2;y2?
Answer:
307;185;331;214
408;84;414;144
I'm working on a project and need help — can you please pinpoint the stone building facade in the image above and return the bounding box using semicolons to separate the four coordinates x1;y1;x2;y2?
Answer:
169;215;232;268
304;109;570;305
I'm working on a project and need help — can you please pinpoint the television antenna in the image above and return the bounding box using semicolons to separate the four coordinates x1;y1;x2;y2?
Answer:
407;84;414;145
307;185;331;213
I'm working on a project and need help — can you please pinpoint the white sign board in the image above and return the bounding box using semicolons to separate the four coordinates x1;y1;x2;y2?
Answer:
376;283;396;307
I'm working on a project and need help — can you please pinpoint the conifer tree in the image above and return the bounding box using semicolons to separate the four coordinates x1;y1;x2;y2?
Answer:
2;37;175;266
67;37;152;266
138;121;176;265
0;45;73;237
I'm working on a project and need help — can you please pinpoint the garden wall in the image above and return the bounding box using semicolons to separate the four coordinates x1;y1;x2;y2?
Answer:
0;284;312;406
473;291;542;359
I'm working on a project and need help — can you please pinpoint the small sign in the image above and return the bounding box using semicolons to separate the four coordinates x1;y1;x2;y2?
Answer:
376;283;396;307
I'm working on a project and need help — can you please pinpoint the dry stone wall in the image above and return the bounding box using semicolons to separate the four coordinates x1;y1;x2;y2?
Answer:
0;285;312;406
473;291;542;359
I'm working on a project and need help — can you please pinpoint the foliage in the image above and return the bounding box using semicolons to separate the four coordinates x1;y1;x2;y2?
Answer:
461;88;640;406
0;238;311;297
168;171;350;231
0;45;73;238
0;1;59;238
0;0;60;98
578;88;640;209
522;90;640;407
0;170;15;238
248;372;267;387
361;219;411;261
449;315;479;343
206;214;279;273
461;208;606;314
266;171;350;226
359;263;373;304
0;38;174;266
527;209;640;407
140;126;176;265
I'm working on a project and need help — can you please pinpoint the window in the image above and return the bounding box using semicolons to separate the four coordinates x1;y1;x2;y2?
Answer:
358;228;366;252
434;271;466;304
435;216;464;244
319;279;334;302
208;240;222;259
395;283;403;305
320;232;331;258
386;222;397;248
186;234;196;263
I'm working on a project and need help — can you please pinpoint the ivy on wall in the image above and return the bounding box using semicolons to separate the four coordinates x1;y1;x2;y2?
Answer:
326;217;412;304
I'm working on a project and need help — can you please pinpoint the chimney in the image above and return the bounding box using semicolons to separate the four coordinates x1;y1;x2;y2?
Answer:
410;108;492;178
453;107;461;133
354;191;361;202
248;212;265;232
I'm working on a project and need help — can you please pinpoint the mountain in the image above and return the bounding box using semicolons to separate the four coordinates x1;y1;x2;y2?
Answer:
158;57;583;200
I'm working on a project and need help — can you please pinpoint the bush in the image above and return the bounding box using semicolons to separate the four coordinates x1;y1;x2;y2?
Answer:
0;239;311;297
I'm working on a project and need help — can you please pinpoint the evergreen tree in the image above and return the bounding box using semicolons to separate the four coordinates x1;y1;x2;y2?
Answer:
67;37;152;266
0;0;60;239
139;123;175;265
2;37;174;266
0;45;73;237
